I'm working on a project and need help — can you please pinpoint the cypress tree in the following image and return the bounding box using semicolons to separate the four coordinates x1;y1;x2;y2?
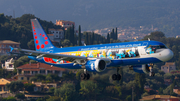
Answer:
71;25;75;46
107;33;110;43
85;32;89;45
110;28;115;39
88;34;92;45
92;32;94;45
78;25;82;46
115;27;117;40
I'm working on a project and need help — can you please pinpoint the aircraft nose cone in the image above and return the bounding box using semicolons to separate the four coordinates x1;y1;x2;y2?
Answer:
168;49;174;60
161;49;173;62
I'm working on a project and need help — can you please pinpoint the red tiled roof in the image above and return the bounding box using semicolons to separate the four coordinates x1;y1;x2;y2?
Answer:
47;34;54;36
17;63;67;71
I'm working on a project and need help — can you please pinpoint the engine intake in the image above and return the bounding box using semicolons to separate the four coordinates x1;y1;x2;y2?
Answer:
129;64;150;73
85;59;106;72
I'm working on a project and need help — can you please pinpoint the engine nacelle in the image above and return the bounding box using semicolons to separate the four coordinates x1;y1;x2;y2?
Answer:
85;59;106;72
129;64;150;73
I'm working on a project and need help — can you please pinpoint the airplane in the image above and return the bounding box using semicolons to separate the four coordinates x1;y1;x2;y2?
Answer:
10;18;173;80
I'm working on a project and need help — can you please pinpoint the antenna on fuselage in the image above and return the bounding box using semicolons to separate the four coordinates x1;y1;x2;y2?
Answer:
148;38;150;41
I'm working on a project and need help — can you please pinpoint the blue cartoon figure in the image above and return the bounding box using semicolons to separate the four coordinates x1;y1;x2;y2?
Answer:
146;45;154;54
116;49;125;59
99;50;106;58
81;51;86;57
89;51;94;58
107;50;113;59
129;50;136;57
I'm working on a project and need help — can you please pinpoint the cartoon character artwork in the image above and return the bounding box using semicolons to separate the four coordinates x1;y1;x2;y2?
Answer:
129;50;136;57
146;45;154;54
126;49;136;57
116;49;125;59
99;50;106;58
81;51;87;57
89;51;94;58
107;50;113;59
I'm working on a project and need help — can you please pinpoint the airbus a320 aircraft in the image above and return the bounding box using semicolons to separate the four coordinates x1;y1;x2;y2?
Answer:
10;19;173;80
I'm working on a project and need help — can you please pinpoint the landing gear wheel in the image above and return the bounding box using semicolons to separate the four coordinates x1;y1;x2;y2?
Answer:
80;72;90;80
80;73;86;80
117;74;121;80
149;72;155;77
86;73;90;80
112;74;117;80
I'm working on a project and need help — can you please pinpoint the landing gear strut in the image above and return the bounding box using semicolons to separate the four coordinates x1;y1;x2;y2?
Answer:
149;63;155;77
112;68;121;81
80;69;90;80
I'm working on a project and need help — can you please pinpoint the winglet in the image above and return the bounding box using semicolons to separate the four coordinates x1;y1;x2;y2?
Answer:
9;46;14;52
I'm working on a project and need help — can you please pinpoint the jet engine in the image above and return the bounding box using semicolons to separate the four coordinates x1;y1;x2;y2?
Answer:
129;64;150;73
85;59;106;72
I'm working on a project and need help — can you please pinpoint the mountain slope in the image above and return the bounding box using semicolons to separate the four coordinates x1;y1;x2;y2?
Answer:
0;0;180;36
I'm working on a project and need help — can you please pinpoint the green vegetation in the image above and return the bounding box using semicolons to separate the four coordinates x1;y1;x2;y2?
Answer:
0;13;180;101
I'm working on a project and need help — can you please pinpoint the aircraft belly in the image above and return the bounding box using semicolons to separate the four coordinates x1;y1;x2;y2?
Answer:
122;57;162;65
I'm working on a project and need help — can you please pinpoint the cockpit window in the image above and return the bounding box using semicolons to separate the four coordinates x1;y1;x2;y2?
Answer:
160;45;166;48
146;45;166;54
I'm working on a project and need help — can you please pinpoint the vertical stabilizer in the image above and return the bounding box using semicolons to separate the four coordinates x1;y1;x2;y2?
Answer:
31;19;55;52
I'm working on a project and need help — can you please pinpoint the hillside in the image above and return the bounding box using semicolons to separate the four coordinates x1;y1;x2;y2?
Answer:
0;0;180;36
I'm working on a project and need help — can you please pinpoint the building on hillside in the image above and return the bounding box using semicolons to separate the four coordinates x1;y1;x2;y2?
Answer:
32;82;60;92
47;28;64;45
13;63;67;81
161;62;176;73
164;79;172;86
0;40;20;55
173;86;180;96
56;20;75;30
140;95;179;101
0;78;14;92
25;94;47;100
2;58;14;71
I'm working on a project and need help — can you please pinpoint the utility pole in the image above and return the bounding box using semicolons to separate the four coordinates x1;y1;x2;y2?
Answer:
132;86;134;101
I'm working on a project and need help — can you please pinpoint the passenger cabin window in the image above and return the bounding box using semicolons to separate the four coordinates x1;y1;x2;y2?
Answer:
146;45;166;54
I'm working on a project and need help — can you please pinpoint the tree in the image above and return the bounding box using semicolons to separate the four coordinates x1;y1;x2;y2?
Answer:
15;93;26;100
46;96;61;101
134;73;146;100
78;25;82;46
115;27;118;40
107;33;110;43
79;80;99;100
24;83;36;93
71;25;75;46
85;32;89;45
49;87;55;94
88;34;92;45
92;32;94;44
61;39;72;47
27;39;35;50
142;31;165;41
54;83;78;101
126;95;132;101
4;96;17;101
6;81;24;93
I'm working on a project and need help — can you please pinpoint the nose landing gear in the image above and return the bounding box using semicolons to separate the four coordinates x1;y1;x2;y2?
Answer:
149;63;155;77
112;68;122;81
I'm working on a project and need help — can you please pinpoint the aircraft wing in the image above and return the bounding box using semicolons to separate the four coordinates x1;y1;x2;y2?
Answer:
10;46;87;62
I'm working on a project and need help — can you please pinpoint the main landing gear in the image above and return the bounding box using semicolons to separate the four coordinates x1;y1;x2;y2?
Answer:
149;63;155;77
112;68;122;81
80;69;90;80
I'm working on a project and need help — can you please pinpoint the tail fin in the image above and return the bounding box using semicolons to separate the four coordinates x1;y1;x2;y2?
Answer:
31;19;55;51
